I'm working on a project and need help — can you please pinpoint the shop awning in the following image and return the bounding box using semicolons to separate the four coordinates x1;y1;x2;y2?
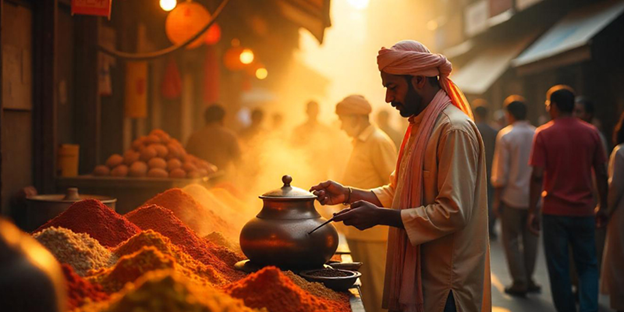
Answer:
512;0;624;74
275;0;332;44
451;35;536;95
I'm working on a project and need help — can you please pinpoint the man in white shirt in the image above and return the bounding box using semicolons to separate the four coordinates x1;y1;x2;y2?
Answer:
491;95;540;296
337;94;397;312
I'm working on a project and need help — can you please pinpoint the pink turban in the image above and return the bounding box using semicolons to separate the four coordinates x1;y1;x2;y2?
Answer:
377;40;473;119
335;94;372;116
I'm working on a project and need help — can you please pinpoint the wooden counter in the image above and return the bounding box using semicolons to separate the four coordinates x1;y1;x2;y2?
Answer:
56;173;223;214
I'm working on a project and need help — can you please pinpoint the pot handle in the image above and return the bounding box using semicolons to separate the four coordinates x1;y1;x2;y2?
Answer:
63;188;80;201
282;175;292;188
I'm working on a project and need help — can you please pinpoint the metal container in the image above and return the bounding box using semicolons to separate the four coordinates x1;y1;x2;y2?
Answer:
239;175;339;269
26;188;116;231
0;219;67;312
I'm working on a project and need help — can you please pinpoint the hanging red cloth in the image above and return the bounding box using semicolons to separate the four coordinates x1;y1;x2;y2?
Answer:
161;57;182;100
203;46;220;104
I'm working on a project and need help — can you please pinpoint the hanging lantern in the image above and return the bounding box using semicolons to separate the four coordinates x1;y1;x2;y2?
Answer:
165;1;211;49
255;67;268;80
204;23;221;45
224;46;245;71
239;49;254;65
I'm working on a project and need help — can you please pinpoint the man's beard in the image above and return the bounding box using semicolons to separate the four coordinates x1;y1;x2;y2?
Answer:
393;84;422;118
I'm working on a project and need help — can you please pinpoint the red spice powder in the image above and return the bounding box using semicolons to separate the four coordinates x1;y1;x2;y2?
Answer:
125;204;244;282
61;264;109;310
35;199;140;248
141;188;234;237
223;266;351;312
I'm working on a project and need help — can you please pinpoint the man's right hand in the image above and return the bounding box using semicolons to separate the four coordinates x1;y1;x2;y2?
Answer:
527;211;540;236
493;200;501;218
310;180;348;205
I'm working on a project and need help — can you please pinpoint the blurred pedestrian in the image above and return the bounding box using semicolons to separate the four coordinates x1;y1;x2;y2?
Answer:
186;104;242;177
291;100;340;182
574;97;608;153
336;94;397;312
239;108;266;143
376;109;403;149
528;85;608;312
491;95;539;296
573;96;609;296
600;111;624;312
473;103;498;239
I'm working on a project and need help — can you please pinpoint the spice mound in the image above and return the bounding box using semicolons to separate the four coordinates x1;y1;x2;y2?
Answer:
82;270;258;312
34;227;114;276
34;199;140;248
283;271;348;302
141;188;234;237
88;246;178;293
204;231;240;252
61;264;109;310
306;268;353;277
223;266;350;312
183;184;245;229
125;204;244;282
113;230;225;285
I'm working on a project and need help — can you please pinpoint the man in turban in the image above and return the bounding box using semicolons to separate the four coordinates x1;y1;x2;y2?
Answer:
336;94;397;312
311;41;491;312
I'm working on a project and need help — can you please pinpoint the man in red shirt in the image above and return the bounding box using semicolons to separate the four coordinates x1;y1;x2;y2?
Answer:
528;85;608;312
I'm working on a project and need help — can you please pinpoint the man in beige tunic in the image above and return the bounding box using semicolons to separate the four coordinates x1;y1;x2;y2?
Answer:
311;41;491;312
336;94;397;312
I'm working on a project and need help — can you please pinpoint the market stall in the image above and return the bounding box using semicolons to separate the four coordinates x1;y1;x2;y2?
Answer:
1;175;364;312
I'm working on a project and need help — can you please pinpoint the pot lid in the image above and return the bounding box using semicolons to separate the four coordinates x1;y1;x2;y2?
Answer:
260;175;316;199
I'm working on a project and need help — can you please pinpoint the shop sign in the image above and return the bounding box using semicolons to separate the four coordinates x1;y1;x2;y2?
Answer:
124;62;148;119
71;0;112;19
465;0;489;37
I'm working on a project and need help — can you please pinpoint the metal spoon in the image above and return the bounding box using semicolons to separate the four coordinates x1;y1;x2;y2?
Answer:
308;216;336;235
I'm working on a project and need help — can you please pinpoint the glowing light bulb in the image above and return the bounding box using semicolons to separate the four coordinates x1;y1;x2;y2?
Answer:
160;0;176;12
347;0;369;10
256;68;268;80
239;49;254;65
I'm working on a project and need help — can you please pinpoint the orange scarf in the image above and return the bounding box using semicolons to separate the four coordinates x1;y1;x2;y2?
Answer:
377;41;473;312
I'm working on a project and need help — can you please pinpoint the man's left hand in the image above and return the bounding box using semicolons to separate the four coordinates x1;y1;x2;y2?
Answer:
332;200;381;230
595;206;609;228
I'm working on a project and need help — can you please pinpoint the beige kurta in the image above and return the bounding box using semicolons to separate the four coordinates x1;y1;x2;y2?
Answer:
342;125;397;312
372;105;491;312
601;144;624;310
342;125;397;241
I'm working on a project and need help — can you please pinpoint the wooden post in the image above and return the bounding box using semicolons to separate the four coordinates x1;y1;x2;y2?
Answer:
73;15;100;175
0;0;4;214
32;0;58;194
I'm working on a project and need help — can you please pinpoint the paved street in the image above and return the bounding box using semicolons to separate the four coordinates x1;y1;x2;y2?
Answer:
490;225;612;312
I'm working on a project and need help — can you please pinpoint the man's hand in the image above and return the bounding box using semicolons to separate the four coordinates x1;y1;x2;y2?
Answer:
527;211;540;236
493;200;501;218
332;201;382;230
595;205;609;228
310;181;348;205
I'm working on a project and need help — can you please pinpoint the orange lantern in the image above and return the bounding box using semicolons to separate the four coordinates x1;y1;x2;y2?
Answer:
165;1;211;49
204;22;221;45
224;46;246;71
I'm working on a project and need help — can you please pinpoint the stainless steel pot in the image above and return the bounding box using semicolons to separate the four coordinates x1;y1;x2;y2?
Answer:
26;188;116;231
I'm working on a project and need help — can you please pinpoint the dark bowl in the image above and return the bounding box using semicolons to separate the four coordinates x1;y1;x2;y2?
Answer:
299;269;361;291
